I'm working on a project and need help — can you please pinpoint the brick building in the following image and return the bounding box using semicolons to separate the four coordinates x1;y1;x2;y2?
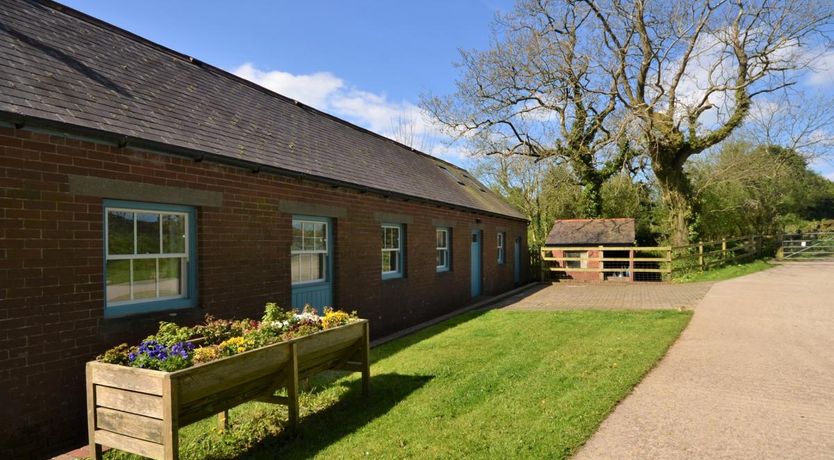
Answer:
0;1;528;456
544;218;635;282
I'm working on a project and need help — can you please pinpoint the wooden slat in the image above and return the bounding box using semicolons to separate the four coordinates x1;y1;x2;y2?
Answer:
177;372;284;426
174;342;290;404
294;321;364;358
95;430;164;460
255;395;290;405
96;386;164;419
541;257;669;262
96;407;163;444
542;246;670;252
549;267;671;273
90;362;164;396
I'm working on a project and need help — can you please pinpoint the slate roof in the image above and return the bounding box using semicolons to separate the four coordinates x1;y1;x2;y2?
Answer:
0;0;525;220
545;218;636;246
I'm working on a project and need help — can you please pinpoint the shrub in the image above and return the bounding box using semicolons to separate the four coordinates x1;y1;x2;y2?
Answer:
192;345;220;364
321;308;357;329
146;321;193;347
96;343;135;365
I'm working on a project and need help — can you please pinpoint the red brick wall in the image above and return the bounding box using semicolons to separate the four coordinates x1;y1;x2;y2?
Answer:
545;249;603;282
0;126;528;457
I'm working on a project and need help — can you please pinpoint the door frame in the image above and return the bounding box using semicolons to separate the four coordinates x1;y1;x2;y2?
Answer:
290;215;334;309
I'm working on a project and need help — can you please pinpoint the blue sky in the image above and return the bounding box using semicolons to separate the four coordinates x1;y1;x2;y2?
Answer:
61;1;834;179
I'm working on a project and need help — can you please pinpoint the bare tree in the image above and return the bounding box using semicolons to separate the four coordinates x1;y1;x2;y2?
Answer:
745;91;834;160
422;0;635;217
583;0;833;244
387;113;437;154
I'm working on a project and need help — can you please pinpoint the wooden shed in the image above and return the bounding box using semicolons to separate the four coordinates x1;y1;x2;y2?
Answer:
543;218;636;282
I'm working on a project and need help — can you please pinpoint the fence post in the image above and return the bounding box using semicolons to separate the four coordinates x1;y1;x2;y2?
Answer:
698;241;704;271
721;238;727;260
598;245;604;281
629;249;635;283
540;248;547;283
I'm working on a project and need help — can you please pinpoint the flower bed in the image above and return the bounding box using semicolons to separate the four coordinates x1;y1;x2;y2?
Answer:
86;304;369;460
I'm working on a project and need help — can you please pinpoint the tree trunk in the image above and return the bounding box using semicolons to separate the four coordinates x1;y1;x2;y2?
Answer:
654;162;693;247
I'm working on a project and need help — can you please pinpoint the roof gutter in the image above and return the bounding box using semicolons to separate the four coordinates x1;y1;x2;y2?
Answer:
1;112;529;222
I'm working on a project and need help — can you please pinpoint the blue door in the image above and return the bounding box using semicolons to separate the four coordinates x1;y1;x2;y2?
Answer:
471;230;482;297
291;216;333;309
514;237;521;285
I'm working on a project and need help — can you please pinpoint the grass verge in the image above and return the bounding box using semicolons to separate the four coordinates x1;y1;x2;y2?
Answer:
674;259;773;283
104;309;691;460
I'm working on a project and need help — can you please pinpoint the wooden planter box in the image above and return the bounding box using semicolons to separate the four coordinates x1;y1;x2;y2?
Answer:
86;320;370;460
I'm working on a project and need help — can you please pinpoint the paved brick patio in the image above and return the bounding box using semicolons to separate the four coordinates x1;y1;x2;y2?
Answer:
492;281;714;311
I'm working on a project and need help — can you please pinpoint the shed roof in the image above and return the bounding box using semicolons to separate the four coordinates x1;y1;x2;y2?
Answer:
0;0;525;220
545;218;636;246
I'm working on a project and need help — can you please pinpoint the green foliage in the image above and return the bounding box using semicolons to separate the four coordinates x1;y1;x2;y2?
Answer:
145;321;193;347
195;316;251;345
262;302;293;323
674;259;773;283
280;323;321;341
95;343;135;365
690;142;834;240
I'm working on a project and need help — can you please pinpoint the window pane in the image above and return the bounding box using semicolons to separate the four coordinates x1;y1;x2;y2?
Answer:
303;223;315;251
292;221;303;251
382;251;392;272
391;228;400;249
382;227;390;249
313;223;326;251
316;253;327;280
291;254;300;283
437;250;446;268
107;211;134;255
162;214;186;254
307;253;315;281
314;253;325;280
136;213;160;254
158;258;183;297
106;260;131;302
133;259;157;299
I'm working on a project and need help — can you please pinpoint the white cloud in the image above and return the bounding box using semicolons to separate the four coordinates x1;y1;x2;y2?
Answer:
232;63;467;164
234;63;344;110
805;50;834;86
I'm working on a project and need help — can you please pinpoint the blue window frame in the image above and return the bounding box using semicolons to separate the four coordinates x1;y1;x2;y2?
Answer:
497;232;506;264
436;227;451;272
103;200;197;317
381;224;404;279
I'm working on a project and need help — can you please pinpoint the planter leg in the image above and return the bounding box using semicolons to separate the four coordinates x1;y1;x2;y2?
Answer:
162;376;179;460
217;410;228;432
86;365;103;460
287;342;300;430
361;322;370;397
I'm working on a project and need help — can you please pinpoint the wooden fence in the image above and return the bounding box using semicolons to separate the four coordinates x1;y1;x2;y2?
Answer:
540;234;779;282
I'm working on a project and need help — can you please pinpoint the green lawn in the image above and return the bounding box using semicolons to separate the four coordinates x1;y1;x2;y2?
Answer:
674;258;773;283
104;309;691;460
